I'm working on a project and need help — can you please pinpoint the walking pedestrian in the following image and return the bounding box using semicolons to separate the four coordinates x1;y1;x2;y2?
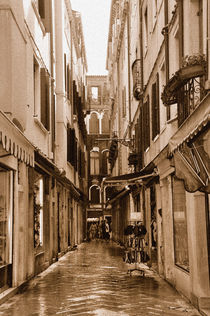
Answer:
105;220;110;241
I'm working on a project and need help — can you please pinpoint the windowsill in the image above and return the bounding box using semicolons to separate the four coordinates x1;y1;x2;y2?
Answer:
160;125;166;135
167;115;178;124
145;146;150;153
35;250;45;257
152;134;160;143
34;117;49;134
31;1;46;36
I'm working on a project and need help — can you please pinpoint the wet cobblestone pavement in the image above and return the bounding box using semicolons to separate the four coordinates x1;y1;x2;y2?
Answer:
0;240;201;316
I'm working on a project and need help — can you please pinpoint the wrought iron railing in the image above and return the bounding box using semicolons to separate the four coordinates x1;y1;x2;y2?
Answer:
177;75;206;126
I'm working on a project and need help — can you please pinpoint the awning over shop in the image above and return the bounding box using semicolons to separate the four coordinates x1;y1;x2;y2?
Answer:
169;94;210;153
0;111;34;166
103;170;157;185
35;150;83;201
103;165;158;204
169;97;210;193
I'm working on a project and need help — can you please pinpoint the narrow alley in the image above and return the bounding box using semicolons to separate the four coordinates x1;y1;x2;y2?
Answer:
0;241;201;316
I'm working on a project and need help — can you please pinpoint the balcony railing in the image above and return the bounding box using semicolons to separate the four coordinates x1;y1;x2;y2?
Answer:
161;54;207;126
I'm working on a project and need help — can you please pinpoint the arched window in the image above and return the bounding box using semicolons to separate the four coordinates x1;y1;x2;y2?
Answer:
101;150;109;175
90;148;99;175
89;112;99;134
90;185;100;204
101;112;110;134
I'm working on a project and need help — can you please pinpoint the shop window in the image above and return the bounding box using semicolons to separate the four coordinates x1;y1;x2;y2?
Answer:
172;176;189;271
90;149;99;175
89;113;99;134
90;186;100;204
0;170;13;268
34;173;44;249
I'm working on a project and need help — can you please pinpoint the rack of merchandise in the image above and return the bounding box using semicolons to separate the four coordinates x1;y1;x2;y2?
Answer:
123;222;148;276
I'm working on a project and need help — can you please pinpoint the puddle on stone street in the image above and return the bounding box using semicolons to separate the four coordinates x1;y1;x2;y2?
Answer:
0;241;201;316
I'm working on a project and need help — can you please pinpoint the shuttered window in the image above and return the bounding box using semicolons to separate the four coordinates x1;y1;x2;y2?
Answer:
35;0;51;32
152;73;160;139
143;96;150;150
73;80;77;115
40;68;50;130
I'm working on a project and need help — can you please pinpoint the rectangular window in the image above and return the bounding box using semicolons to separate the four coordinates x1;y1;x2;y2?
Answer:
40;68;50;130
152;73;160;139
172;176;189;271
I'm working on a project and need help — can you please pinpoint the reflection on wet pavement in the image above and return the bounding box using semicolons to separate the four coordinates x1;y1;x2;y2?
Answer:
0;241;201;316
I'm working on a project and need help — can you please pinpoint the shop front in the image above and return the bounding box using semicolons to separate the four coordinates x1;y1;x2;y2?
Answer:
168;99;210;309
0;168;13;293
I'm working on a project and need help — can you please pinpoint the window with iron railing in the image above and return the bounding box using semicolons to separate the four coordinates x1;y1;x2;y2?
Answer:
161;54;207;127
177;75;206;126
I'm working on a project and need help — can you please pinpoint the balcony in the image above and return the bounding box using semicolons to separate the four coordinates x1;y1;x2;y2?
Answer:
161;54;208;126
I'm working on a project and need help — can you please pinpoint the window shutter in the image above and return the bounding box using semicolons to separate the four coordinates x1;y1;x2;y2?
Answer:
143;96;150;150
64;54;67;92
156;73;160;136
152;73;160;139
40;68;50;130
152;81;157;139
39;0;51;32
74;140;78;171
67;127;71;162
67;65;70;100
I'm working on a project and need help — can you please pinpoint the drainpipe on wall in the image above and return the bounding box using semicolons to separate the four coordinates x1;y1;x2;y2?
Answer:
126;0;132;140
139;0;144;169
50;0;55;161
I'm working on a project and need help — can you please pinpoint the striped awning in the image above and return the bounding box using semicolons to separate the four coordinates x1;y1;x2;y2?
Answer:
0;111;34;166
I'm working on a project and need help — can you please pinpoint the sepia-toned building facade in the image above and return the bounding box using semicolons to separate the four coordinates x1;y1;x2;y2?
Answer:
85;75;112;228
0;0;88;302
106;0;210;313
